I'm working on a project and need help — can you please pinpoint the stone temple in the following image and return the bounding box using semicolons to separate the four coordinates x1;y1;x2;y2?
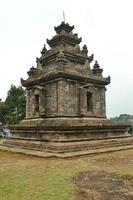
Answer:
24;22;109;121
5;21;132;157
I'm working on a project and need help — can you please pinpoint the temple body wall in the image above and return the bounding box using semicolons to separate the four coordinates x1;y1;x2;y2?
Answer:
26;79;106;119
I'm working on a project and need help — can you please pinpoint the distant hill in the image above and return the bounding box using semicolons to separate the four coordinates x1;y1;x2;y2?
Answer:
111;114;133;125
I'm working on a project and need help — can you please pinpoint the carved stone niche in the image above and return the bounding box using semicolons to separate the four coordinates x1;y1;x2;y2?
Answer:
79;84;96;117
31;86;46;118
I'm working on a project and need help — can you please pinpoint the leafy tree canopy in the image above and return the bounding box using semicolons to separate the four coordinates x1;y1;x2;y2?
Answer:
0;84;26;125
111;114;133;125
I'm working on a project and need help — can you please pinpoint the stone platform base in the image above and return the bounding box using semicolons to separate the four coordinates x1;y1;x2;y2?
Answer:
0;141;133;158
1;137;133;158
2;117;132;157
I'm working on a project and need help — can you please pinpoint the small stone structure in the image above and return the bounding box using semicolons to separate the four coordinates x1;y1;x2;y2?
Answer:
5;21;132;157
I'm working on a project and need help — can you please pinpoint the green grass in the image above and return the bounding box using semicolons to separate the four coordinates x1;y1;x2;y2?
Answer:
0;149;133;200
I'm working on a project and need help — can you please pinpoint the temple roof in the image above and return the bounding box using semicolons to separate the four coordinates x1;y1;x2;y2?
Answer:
21;21;110;88
40;21;93;66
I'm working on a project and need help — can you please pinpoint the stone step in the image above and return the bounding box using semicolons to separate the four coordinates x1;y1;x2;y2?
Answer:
46;138;133;153
10;134;130;142
0;143;133;158
2;136;133;154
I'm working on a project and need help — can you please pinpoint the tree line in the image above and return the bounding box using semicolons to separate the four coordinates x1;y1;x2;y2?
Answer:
111;114;133;125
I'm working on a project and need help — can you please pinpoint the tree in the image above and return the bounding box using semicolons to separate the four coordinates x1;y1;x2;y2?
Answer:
0;100;8;125
4;84;26;124
111;114;133;125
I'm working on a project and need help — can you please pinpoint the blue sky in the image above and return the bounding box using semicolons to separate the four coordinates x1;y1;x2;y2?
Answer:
0;0;133;117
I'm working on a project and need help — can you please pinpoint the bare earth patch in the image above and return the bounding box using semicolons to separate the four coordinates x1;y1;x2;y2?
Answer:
73;171;133;200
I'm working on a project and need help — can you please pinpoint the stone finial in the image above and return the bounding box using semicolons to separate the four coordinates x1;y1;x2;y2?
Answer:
107;76;111;83
88;54;94;63
92;60;103;75
21;78;26;86
27;66;36;77
36;57;39;63
82;45;88;56
41;44;47;55
74;33;78;37
93;60;100;68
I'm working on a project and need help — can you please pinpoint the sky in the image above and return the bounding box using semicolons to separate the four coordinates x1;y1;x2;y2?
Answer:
0;0;133;117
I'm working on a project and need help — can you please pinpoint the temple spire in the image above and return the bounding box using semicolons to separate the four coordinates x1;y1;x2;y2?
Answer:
63;11;65;23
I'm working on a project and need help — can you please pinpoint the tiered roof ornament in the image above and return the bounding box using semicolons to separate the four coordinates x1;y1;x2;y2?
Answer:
92;61;103;76
27;66;36;78
54;22;74;33
47;22;82;47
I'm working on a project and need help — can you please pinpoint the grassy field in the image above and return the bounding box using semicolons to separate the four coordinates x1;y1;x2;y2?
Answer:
0;149;133;200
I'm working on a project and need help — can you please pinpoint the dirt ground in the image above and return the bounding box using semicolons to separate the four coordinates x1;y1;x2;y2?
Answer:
73;171;133;200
